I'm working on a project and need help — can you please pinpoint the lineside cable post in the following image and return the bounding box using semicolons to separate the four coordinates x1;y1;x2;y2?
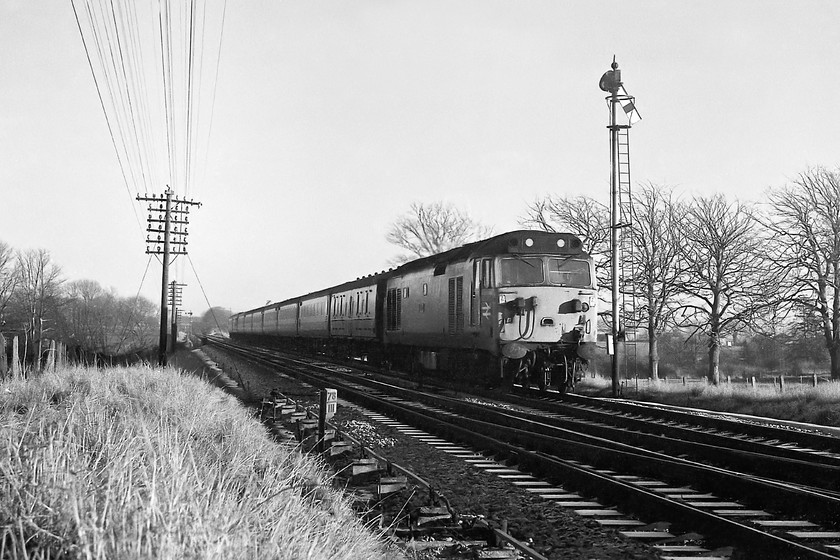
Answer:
136;187;201;366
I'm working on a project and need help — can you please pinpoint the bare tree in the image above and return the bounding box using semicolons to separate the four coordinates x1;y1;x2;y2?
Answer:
0;241;15;375
764;167;840;379
520;195;609;279
63;280;158;357
386;201;493;262
113;295;158;354
65;279;107;352
629;183;687;379
15;249;64;370
0;242;16;322
674;195;775;384
195;306;231;335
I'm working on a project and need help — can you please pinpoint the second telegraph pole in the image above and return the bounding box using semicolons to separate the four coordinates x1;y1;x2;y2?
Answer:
137;187;201;366
169;281;185;353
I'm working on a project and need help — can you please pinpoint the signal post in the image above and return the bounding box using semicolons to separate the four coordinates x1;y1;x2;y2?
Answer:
599;58;641;397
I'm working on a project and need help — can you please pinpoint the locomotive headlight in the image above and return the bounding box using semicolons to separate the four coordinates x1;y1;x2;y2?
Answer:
581;302;590;312
525;238;534;247
557;239;565;248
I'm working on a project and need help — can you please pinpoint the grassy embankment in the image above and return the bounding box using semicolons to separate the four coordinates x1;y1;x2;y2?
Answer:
578;375;840;427
1;365;399;559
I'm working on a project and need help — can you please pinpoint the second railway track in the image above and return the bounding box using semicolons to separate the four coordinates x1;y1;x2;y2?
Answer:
206;336;840;559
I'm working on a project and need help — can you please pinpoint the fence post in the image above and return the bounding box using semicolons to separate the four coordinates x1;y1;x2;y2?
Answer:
813;373;818;387
726;375;731;384
0;332;6;378
750;376;756;390
778;375;785;393
11;336;21;379
46;340;56;372
682;376;686;385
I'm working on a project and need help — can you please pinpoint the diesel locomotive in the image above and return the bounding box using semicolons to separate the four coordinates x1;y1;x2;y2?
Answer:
229;230;598;392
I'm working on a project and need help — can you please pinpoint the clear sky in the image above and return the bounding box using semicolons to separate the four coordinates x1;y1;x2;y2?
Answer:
1;1;838;317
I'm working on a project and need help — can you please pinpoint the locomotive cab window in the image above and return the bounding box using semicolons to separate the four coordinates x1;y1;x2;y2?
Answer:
499;257;544;286
548;258;591;287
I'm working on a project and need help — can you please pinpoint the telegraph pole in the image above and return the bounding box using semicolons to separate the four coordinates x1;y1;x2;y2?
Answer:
169;281;185;353
136;187;201;366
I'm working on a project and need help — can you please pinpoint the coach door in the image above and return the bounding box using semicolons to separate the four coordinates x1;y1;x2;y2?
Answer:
472;258;494;335
448;276;464;335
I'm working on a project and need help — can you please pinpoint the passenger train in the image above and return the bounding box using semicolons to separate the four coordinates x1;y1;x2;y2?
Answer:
229;230;598;392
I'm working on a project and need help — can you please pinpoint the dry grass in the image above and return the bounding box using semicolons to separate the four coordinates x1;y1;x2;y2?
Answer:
0;365;398;560
579;375;840;427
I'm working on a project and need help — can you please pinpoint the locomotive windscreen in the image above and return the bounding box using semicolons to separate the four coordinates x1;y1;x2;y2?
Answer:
499;256;593;287
547;258;591;287
499;257;544;286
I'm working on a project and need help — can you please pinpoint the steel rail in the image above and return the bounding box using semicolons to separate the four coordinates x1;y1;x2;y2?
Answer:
560;392;840;451
206;337;840;559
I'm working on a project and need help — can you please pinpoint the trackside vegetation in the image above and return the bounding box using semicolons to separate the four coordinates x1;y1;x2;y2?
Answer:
0;366;399;560
580;375;840;427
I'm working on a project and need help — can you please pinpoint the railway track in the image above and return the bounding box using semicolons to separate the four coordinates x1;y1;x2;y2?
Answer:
205;337;840;559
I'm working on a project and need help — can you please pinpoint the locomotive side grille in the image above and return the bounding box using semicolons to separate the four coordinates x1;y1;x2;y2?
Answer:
386;287;402;331
448;276;464;334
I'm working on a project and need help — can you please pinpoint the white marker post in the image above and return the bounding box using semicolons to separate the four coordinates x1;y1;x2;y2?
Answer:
318;388;338;453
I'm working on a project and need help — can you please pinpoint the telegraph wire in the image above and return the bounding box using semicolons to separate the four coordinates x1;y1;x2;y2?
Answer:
71;0;144;233
187;254;223;333
198;0;228;194
74;0;226;200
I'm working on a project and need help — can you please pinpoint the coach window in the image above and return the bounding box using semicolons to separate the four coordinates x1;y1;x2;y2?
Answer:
349;296;354;317
422;283;428;296
403;287;409;299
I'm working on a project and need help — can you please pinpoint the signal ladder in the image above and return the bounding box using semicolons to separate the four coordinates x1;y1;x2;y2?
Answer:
616;127;639;381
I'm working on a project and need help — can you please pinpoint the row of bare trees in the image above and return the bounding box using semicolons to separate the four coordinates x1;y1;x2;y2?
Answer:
519;166;840;382
0;241;159;371
385;169;840;381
